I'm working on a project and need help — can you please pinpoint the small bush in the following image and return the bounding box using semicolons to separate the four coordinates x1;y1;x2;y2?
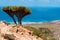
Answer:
3;34;15;40
51;38;57;40
39;28;53;36
25;26;41;36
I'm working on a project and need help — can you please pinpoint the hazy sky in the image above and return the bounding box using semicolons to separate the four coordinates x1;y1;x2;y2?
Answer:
0;0;60;7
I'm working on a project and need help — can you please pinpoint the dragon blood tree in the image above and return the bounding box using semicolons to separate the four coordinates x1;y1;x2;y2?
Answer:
2;6;31;26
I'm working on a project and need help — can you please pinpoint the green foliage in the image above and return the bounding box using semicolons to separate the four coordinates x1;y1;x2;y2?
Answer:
51;38;57;40
3;6;30;12
3;6;24;10
3;6;31;13
25;26;56;40
25;26;41;36
39;28;53;36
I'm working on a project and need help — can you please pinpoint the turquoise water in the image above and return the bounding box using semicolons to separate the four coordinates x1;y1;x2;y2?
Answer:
0;7;60;22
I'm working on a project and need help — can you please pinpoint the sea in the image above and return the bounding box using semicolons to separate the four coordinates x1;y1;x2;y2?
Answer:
0;7;60;24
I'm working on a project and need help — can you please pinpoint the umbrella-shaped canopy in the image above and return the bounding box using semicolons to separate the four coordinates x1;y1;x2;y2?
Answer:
2;6;31;26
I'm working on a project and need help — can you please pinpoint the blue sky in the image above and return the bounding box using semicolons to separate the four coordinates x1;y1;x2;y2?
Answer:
0;0;60;7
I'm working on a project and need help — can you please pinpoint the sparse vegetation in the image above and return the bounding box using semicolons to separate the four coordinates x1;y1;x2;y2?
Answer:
25;26;41;36
25;26;56;40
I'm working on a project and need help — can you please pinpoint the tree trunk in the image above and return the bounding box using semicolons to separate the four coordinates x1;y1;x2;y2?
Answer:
18;18;22;26
11;16;17;25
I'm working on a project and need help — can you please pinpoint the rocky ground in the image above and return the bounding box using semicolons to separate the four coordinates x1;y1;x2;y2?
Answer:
0;20;60;40
0;21;43;40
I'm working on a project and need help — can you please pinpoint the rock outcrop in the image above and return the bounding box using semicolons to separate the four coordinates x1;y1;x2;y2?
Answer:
0;21;43;40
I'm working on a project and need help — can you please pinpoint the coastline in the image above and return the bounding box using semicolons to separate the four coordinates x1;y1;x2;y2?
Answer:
7;20;60;25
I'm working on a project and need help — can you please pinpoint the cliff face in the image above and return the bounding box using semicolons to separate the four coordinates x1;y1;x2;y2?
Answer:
0;21;43;40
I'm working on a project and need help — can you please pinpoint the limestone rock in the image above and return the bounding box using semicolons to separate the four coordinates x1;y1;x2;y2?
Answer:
0;21;43;40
